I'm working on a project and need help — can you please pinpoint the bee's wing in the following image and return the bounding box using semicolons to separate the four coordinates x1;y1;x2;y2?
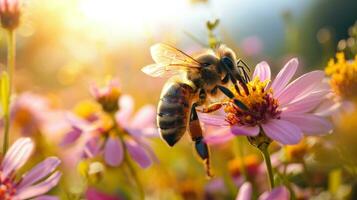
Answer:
141;43;201;77
141;64;182;77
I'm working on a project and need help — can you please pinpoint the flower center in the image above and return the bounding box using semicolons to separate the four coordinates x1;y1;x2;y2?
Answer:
0;176;16;200
325;53;357;100
224;77;281;126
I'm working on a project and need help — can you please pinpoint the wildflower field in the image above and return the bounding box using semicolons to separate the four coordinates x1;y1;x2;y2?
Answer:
0;0;356;199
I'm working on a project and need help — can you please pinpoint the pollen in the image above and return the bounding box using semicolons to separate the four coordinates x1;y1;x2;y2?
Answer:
224;77;281;126
325;53;357;100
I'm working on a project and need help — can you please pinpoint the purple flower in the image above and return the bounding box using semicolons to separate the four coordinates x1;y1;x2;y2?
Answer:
0;138;61;199
10;92;67;138
61;95;158;168
200;58;333;145
236;182;289;200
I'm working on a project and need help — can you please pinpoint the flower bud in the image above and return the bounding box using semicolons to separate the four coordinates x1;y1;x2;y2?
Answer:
0;0;20;30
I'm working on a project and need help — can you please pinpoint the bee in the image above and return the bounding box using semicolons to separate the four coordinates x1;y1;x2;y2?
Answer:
142;43;250;176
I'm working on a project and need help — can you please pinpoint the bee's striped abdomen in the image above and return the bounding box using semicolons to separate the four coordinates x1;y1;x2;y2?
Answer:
158;81;194;146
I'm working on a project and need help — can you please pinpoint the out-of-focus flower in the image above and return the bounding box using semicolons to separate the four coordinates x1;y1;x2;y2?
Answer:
228;155;261;181
61;95;158;168
240;36;263;56
0;137;61;200
284;140;308;162
200;58;333;145
316;53;357;122
325;53;357;101
11;92;66;137
90;79;121;113
236;182;289;200
86;187;123;200
0;0;20;30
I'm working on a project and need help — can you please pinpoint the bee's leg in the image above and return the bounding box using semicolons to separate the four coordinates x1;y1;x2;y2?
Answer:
189;102;212;177
237;59;251;82
222;57;248;93
201;102;223;113
237;59;250;72
217;85;248;111
221;74;230;84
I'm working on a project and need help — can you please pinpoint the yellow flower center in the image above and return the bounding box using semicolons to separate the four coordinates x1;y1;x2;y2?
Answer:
325;53;357;100
224;77;281;126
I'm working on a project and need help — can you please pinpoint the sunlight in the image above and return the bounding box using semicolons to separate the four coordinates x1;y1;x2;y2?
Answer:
78;0;187;40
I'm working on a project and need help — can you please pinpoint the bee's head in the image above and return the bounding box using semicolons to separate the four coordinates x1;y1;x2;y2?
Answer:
215;45;239;79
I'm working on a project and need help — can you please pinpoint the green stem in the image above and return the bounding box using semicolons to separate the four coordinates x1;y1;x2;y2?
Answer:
260;145;275;190
125;157;145;200
110;114;145;200
2;30;15;154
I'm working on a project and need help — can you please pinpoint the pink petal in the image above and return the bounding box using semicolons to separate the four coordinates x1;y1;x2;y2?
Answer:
231;125;260;136
60;128;82;146
2;138;34;178
116;95;134;127
271;58;298;96
253;61;271;82
34;195;59;200
236;182;252;200
83;136;102;158
281;113;332;135
125;138;152;168
18;157;61;190
314;97;341;117
282;90;330;114
65;112;93;131
276;71;325;106
16;171;62;200
204;126;235;144
130;105;156;129
261;120;303;144
198;112;229;126
259;186;290;200
104;137;124;167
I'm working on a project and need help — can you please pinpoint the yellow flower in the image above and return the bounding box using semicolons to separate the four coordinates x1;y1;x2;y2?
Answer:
325;53;357;100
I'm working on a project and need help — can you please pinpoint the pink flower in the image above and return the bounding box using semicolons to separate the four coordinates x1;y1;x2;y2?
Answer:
61;95;158;168
236;182;289;200
0;0;20;30
0;138;61;200
240;36;263;56
200;58;333;145
90;79;121;113
11;92;66;137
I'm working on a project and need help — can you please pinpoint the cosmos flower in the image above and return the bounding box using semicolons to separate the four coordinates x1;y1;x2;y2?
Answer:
200;58;333;145
0;137;61;200
0;0;20;30
236;182;289;200
61;95;158;168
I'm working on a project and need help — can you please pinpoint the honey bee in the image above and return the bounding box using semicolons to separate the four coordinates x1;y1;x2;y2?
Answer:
142;43;250;176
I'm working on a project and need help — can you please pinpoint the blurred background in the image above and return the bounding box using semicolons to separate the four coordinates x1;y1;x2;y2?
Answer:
1;0;357;199
2;0;355;107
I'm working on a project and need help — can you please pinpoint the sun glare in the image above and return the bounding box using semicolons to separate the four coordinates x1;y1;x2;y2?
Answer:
78;0;187;40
